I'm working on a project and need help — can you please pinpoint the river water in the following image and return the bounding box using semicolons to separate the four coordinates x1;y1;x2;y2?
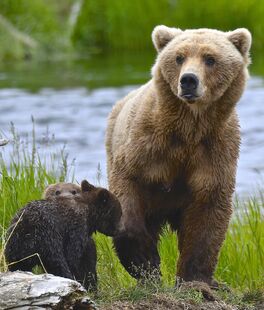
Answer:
0;54;264;196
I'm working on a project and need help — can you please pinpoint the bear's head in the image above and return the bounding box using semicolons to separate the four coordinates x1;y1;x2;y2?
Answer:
80;180;122;236
152;25;251;109
43;183;81;200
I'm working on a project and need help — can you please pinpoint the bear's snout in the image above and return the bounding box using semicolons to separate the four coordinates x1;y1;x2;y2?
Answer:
180;73;199;102
180;73;199;91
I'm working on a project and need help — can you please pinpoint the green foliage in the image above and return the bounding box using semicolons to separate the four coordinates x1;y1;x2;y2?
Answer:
0;0;60;43
0;121;71;232
72;0;172;51
73;0;263;51
0;0;263;60
0;0;73;60
0;24;27;60
216;197;264;290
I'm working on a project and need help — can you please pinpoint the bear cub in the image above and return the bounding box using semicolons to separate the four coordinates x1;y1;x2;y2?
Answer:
43;182;82;208
4;180;122;291
43;182;82;199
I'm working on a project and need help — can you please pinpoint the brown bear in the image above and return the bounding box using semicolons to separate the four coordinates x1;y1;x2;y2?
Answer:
43;182;82;208
105;25;251;286
4;180;122;291
43;182;82;199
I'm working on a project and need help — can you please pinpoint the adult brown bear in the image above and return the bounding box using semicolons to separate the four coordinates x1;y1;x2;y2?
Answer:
106;25;251;286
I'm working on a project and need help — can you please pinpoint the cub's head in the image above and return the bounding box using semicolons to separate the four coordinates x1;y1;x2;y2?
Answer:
152;25;251;108
43;183;81;200
80;180;122;236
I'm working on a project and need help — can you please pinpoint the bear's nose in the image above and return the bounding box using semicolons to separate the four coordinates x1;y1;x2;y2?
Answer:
180;73;199;91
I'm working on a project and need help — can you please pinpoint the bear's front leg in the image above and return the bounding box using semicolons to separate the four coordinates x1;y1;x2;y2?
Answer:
112;180;160;280
78;238;97;292
176;193;232;287
114;231;160;280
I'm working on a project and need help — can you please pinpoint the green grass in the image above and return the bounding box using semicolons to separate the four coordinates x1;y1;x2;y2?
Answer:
216;197;264;290
94;199;263;302
0;125;263;307
73;0;264;52
0;121;72;256
0;0;74;60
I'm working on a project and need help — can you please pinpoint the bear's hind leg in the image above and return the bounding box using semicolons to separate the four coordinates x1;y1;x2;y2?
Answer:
176;200;232;286
44;257;73;279
64;235;97;291
38;235;73;279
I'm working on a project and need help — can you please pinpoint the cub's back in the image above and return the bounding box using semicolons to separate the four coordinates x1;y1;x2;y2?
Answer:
7;199;84;236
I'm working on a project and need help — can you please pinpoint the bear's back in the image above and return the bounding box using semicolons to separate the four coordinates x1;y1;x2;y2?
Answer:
7;199;86;237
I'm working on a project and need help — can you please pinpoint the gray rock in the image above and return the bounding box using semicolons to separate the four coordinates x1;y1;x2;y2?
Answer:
0;271;97;309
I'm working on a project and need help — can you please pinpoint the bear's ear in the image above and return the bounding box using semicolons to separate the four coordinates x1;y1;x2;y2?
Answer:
152;25;182;52
81;180;95;192
43;184;56;198
226;28;252;56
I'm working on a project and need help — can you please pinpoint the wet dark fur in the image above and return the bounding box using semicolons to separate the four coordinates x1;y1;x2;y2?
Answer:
4;180;122;291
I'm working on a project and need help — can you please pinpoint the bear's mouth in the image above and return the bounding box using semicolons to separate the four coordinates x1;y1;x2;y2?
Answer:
180;93;199;103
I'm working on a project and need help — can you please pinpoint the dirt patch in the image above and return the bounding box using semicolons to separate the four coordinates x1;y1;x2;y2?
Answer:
255;302;264;310
100;294;234;310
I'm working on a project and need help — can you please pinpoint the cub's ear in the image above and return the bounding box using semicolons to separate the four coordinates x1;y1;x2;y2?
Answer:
42;184;54;198
96;189;109;205
226;28;252;56
81;180;95;192
152;25;182;52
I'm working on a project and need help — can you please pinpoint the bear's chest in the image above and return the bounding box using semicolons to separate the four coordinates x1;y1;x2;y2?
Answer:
140;173;192;213
141;133;209;185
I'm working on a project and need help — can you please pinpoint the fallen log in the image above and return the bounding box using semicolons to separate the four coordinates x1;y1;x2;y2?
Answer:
0;271;97;309
0;14;38;49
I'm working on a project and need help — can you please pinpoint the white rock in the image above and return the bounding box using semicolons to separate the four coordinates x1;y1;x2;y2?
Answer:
0;271;97;309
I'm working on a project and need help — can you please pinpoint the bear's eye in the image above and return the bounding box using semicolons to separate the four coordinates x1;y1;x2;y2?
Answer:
71;190;77;195
204;55;215;66
176;55;185;65
55;190;61;196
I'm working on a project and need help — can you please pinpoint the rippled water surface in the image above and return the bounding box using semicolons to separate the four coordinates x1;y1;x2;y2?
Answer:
0;55;264;196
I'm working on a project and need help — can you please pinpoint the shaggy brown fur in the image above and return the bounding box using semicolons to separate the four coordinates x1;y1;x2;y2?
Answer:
5;180;122;291
105;26;251;285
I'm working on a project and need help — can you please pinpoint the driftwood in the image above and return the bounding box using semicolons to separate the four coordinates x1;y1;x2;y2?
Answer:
0;271;97;310
0;139;8;146
0;14;38;48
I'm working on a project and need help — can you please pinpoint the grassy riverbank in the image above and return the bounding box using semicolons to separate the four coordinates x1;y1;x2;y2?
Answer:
0;0;263;60
0;126;263;308
93;198;264;307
